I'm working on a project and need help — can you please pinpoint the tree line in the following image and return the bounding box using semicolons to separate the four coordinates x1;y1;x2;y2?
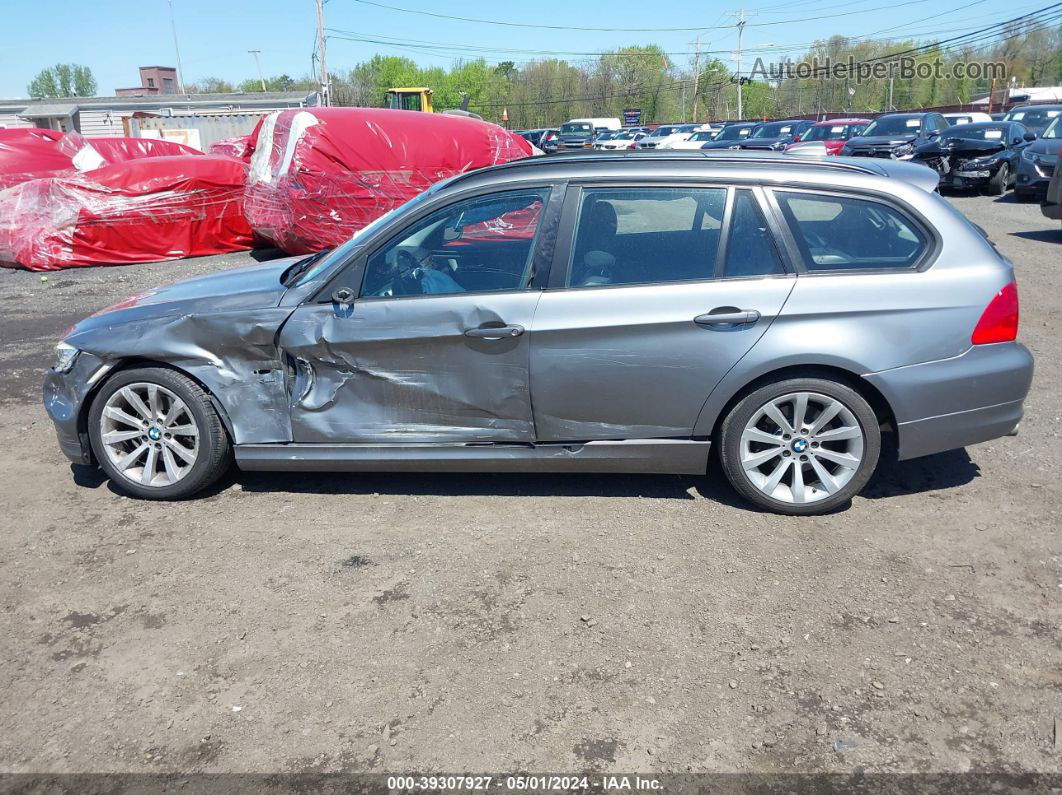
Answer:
26;20;1062;126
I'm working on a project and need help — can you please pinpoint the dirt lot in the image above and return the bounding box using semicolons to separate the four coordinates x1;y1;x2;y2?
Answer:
0;193;1060;778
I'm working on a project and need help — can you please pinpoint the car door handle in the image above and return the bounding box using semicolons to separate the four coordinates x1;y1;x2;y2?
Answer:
464;325;525;340
694;309;761;328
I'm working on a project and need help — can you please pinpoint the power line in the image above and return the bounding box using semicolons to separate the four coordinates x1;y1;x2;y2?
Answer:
348;0;722;31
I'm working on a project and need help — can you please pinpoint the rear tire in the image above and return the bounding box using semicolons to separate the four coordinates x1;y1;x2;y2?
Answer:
718;378;881;515
88;367;231;500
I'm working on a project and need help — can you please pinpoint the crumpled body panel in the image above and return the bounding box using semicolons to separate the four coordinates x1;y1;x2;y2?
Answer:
0;155;256;271
68;307;295;444
277;293;541;443
244;108;533;254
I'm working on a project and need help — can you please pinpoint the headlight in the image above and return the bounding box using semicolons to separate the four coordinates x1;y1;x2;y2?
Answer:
53;341;79;373
1021;149;1036;162
728;144;741;150
893;143;914;157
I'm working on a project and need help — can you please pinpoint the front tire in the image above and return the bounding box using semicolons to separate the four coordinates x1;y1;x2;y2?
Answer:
718;378;881;515
88;367;231;500
985;163;1008;196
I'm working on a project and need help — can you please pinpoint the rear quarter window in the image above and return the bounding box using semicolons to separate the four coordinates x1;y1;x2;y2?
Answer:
773;191;928;272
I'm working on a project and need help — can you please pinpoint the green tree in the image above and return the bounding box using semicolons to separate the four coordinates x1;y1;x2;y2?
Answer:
28;63;96;98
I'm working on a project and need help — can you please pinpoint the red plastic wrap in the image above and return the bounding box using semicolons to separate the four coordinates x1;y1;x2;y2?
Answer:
0;131;203;190
0;129;71;190
209;135;256;160
0;155;255;271
244;108;534;254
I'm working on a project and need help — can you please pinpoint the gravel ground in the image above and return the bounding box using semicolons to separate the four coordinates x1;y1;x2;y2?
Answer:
0;193;1059;777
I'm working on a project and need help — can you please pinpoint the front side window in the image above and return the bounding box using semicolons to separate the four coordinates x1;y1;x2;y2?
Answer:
774;191;927;272
567;187;726;287
362;189;549;297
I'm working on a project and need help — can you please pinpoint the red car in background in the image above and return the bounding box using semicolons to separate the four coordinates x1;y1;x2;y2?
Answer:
785;118;872;156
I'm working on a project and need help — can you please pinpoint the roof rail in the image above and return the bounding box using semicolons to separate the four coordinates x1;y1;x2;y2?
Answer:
462;149;882;181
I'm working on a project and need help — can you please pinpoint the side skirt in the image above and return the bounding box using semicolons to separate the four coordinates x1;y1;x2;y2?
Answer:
235;439;711;475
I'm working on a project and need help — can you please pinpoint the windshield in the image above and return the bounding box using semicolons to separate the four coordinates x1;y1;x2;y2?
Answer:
596;131;615;141
689;131;716;141
1007;108;1061;131
716;125;756;141
1043;117;1061;139
750;122;791;139
614;130;635;139
863;116;922;136
560;122;592;134
940;125;1009;142
290;186;442;285
803;123;863;141
650;126;676;137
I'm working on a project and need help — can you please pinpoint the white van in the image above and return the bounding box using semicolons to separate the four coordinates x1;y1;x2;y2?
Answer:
569;117;623;131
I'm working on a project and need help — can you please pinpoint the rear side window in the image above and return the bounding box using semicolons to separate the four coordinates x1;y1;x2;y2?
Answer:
567;187;726;287
774;191;927;272
723;190;784;278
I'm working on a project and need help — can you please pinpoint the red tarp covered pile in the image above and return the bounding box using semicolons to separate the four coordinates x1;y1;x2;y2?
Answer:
244;108;534;254
0;129;200;190
0;155;255;271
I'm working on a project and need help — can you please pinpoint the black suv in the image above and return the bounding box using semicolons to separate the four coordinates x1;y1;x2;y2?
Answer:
841;112;949;159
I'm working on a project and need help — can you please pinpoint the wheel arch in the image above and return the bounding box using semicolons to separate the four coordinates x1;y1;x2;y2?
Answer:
78;358;237;449
697;362;897;442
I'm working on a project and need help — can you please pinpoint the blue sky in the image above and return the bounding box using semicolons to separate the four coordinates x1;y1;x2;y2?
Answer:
0;0;1048;98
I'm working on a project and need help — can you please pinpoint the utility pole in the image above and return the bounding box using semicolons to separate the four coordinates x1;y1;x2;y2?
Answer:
729;10;755;120
249;50;267;92
314;0;330;106
166;0;187;95
691;36;702;123
887;76;894;111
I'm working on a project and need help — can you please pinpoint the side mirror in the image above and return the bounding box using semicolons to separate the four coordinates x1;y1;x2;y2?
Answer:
792;135;802;143
1024;132;1037;141
332;286;355;304
927;129;940;138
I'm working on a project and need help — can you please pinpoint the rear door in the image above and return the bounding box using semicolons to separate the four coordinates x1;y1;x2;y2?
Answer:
529;184;796;441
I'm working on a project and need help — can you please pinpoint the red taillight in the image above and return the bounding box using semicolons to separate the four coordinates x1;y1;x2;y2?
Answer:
972;281;1019;345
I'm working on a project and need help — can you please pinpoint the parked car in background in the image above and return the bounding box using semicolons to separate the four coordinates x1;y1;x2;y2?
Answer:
943;112;994;126
1015;115;1062;201
517;129;547;148
593;129;645;150
1004;104;1062;137
557;121;596;150
1041;157;1062;224
990;113;1007;121
539;129;560;154
738;120;813;151
701;122;762;149
633;125;684;149
785;118;871;156
841;112;949;159
650;124;700;150
913;122;1034;195
661;129;720;150
44;152;1031;515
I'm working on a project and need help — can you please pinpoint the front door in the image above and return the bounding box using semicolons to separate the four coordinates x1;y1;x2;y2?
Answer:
530;186;796;441
279;188;553;444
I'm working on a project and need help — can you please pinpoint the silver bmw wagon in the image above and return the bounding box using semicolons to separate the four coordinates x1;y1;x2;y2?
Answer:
44;152;1033;515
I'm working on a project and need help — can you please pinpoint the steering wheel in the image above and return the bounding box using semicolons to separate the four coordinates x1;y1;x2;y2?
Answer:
393;249;426;295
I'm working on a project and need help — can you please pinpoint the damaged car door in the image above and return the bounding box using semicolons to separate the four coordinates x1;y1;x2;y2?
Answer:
277;188;554;443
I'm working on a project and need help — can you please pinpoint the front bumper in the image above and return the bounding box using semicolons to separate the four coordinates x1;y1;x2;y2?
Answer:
43;351;111;465
864;343;1034;460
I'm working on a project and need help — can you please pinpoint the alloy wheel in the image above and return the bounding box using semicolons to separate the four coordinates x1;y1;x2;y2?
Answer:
738;391;865;505
98;382;200;487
